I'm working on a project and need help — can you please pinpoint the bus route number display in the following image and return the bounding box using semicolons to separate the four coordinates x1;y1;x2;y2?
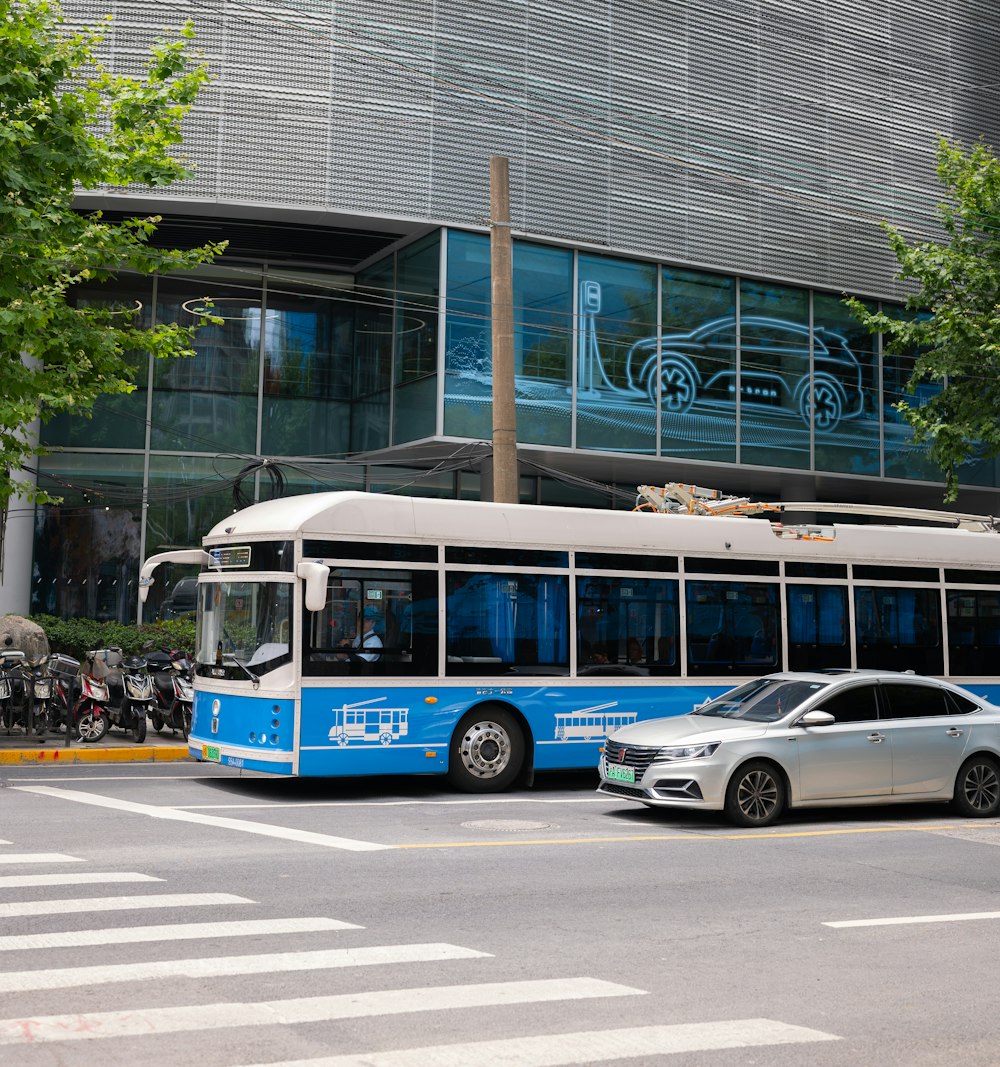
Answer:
210;546;252;569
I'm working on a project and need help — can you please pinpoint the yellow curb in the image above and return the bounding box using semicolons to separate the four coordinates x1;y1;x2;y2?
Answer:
0;746;191;765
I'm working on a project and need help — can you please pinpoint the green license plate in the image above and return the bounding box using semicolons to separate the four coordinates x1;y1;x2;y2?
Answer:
605;762;635;784
202;744;221;762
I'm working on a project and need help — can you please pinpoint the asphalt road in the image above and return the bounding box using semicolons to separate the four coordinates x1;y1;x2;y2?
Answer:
2;762;1000;1066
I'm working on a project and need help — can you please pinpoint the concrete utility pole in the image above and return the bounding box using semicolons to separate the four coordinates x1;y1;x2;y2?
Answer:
488;155;519;504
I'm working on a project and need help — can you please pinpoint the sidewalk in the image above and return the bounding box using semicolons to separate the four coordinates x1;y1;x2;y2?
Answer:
0;727;191;765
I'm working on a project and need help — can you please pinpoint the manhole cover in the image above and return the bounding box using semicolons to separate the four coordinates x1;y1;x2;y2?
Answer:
460;819;557;832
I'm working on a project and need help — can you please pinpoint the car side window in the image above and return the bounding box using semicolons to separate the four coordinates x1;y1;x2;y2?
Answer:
946;691;981;715
878;682;951;719
812;683;879;723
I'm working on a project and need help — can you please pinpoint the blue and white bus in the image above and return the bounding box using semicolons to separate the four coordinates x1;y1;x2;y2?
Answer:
139;490;1000;791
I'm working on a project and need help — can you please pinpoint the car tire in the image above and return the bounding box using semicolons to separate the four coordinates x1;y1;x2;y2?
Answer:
953;755;1000;818
448;707;525;793
647;358;697;414
724;760;785;827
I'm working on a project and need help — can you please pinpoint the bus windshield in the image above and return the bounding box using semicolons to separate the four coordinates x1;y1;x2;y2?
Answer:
196;580;292;676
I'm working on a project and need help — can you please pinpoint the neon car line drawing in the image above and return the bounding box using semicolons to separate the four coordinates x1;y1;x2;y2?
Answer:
624;315;865;431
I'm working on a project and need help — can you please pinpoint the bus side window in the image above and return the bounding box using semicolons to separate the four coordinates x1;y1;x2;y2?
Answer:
786;585;849;671
685;580;780;675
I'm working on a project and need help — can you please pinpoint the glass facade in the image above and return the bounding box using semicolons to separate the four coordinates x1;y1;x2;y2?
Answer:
33;223;979;623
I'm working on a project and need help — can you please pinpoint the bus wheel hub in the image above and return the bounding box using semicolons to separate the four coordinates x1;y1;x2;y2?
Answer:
461;721;510;777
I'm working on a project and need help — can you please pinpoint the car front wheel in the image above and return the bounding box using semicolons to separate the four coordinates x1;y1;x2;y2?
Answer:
954;755;1000;817
725;760;785;827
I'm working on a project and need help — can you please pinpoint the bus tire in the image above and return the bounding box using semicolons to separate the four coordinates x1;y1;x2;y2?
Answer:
448;708;525;793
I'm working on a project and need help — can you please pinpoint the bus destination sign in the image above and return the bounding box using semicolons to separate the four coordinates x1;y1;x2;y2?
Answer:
210;546;252;569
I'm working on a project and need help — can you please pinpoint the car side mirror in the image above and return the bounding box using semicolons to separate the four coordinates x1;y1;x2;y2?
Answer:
797;709;836;727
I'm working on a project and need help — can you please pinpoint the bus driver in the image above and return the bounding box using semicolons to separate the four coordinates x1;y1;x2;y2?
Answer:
339;605;383;663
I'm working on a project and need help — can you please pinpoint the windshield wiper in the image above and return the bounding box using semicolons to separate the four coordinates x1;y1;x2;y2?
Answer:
226;653;260;687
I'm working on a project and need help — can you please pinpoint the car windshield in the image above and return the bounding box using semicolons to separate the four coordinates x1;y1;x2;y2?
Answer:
695;678;830;722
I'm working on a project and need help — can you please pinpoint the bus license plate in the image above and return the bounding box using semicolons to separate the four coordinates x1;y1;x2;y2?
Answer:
202;745;221;762
606;763;635;784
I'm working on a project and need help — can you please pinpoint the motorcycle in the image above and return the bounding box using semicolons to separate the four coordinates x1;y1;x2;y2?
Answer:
103;650;152;743
146;649;193;739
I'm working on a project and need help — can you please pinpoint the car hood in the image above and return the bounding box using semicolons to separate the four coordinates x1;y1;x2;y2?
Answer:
609;713;769;746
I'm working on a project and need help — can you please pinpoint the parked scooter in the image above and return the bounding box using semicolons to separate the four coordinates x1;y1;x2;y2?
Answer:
103;650;152;743
21;656;53;739
73;650;112;743
0;640;28;734
47;653;81;735
147;649;193;739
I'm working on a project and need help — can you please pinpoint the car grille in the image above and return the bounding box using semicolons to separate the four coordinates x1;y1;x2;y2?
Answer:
600;782;648;800
603;740;660;777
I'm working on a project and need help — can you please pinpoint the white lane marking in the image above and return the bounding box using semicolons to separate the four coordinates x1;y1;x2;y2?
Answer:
825;910;1000;928
0;839;11;845
0;872;162;889
0;853;81;865
0;978;643;1045
232;1019;841;1067
0;943;492;993
15;785;393;852
0;892;251;918
0;917;361;952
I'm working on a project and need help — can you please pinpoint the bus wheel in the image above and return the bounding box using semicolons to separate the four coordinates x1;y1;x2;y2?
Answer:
448;708;524;793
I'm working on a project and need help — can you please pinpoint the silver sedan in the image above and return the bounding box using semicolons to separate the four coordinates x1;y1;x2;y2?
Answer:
597;671;1000;827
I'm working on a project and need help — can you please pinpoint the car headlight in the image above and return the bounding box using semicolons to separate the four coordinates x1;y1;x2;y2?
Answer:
656;742;720;761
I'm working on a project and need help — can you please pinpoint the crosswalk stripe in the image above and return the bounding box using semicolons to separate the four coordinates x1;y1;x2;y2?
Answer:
0;943;492;993
0;872;162;889
231;1019;841;1067
16;785;394;852
0;853;81;865
0;892;252;918
0;917;362;952
0;978;643;1045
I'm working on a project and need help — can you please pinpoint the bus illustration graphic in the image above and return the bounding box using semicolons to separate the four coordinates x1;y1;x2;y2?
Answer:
554;701;637;741
329;697;409;746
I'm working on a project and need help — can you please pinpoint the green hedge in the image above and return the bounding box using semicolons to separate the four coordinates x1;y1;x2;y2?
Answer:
29;615;196;661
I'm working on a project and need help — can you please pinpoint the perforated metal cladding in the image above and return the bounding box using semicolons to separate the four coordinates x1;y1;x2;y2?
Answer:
62;0;997;296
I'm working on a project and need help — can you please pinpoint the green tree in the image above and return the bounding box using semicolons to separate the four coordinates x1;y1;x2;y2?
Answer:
0;0;225;506
848;139;1000;501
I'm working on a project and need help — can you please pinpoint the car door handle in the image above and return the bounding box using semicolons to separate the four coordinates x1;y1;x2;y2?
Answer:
946;728;963;737
866;733;886;744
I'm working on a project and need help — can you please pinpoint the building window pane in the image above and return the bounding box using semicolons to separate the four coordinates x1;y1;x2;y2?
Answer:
32;454;144;622
738;280;811;470
41;279;153;450
813;291;879;476
352;258;393;451
152;269;262;454
576;253;658;454
444;230;492;440
659;266;737;463
261;270;354;456
394;233;440;443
